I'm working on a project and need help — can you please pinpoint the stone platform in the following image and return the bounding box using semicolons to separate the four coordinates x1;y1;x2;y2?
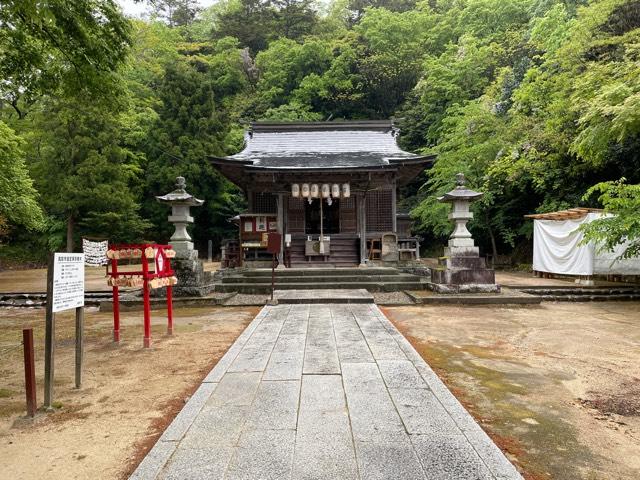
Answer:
275;289;373;304
130;303;523;480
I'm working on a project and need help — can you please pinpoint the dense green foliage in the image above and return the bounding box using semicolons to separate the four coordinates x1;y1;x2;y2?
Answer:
1;0;638;263
581;180;640;259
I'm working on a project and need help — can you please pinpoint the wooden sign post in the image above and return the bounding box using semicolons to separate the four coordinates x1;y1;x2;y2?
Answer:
44;253;85;409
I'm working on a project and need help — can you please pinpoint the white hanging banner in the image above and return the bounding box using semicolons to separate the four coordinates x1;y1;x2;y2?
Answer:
82;238;108;266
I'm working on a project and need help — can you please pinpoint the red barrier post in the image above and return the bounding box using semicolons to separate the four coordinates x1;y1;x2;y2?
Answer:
22;328;36;417
111;257;120;343
142;252;152;348
167;284;173;335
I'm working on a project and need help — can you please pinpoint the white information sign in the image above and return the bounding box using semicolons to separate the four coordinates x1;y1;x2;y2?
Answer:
52;253;85;313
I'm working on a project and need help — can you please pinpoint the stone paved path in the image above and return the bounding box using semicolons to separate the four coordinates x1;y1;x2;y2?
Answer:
131;304;523;480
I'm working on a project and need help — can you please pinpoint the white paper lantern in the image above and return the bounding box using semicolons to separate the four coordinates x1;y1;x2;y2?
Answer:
331;184;340;198
321;184;330;198
301;183;310;197
342;183;350;198
310;184;319;198
291;184;300;197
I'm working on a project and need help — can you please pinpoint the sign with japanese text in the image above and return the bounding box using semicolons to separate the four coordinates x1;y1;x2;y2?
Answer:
52;253;85;313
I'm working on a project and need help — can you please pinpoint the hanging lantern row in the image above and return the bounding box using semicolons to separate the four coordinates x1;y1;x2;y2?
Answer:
291;183;350;199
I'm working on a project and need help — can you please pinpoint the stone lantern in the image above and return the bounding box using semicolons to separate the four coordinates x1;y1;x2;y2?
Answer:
156;176;204;254
156;177;213;297
429;173;498;293
438;173;483;257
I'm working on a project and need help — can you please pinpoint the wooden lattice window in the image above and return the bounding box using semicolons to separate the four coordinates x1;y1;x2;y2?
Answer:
252;192;277;214
366;190;393;232
287;197;305;233
340;197;357;233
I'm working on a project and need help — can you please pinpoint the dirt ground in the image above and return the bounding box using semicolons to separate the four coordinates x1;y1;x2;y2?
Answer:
384;302;640;480
0;262;221;293
0;304;258;480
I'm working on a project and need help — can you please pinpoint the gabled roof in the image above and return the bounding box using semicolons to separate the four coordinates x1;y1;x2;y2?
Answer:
209;121;435;188
524;208;603;221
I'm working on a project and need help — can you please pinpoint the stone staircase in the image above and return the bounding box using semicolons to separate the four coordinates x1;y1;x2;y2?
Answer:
288;235;360;267
214;267;429;294
515;285;640;301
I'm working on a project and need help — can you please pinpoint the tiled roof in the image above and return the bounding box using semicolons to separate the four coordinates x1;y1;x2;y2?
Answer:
222;121;426;169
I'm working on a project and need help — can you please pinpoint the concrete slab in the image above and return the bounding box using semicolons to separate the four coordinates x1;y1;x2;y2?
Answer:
225;429;296;480
303;310;340;374
275;288;374;304
130;302;523;480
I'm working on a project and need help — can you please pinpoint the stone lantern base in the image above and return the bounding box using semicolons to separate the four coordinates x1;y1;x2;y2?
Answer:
428;255;499;294
173;250;215;296
152;250;215;298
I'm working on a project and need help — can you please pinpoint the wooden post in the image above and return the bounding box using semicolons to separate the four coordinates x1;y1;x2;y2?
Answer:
142;253;152;348
271;253;276;302
358;193;367;267
277;194;285;267
391;179;397;233
167;284;174;335
207;240;213;263
22;328;36;417
319;197;324;255
111;257;120;343
75;306;84;389
44;253;55;410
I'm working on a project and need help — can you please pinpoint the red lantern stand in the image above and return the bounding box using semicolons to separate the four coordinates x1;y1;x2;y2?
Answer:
107;243;177;348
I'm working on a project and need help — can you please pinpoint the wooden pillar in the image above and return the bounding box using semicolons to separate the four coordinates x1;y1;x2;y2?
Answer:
358;192;367;267
391;178;397;233
247;190;253;212
277;193;285;268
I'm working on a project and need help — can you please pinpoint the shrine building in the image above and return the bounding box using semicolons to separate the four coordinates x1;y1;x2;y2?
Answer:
209;121;435;268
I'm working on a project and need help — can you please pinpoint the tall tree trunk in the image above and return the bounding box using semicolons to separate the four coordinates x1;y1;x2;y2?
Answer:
485;211;498;262
66;214;74;253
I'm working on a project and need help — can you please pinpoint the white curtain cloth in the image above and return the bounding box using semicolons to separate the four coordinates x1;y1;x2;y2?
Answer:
533;213;640;275
594;240;640;275
532;217;595;275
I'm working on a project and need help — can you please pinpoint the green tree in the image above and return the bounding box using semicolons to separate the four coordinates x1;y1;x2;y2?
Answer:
150;0;202;27
581;179;640;259
273;0;319;40
212;0;277;53
24;93;150;251
142;47;246;250
0;0;132;116
0;121;44;237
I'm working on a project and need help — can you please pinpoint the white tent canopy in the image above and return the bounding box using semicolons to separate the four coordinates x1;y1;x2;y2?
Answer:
528;209;640;276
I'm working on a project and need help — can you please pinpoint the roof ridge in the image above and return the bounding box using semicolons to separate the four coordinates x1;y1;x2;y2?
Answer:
250;120;393;132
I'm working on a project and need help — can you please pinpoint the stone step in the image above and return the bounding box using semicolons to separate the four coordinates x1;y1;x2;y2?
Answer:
274;289;374;304
221;274;421;284
214;280;429;294
537;293;640;302
236;267;402;277
289;262;360;268
518;287;640;295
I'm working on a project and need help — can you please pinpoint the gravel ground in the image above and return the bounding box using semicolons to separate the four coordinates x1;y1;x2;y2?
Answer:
223;293;269;305
372;291;415;304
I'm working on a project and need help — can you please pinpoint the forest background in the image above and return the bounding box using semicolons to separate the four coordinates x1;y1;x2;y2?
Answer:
1;0;639;265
